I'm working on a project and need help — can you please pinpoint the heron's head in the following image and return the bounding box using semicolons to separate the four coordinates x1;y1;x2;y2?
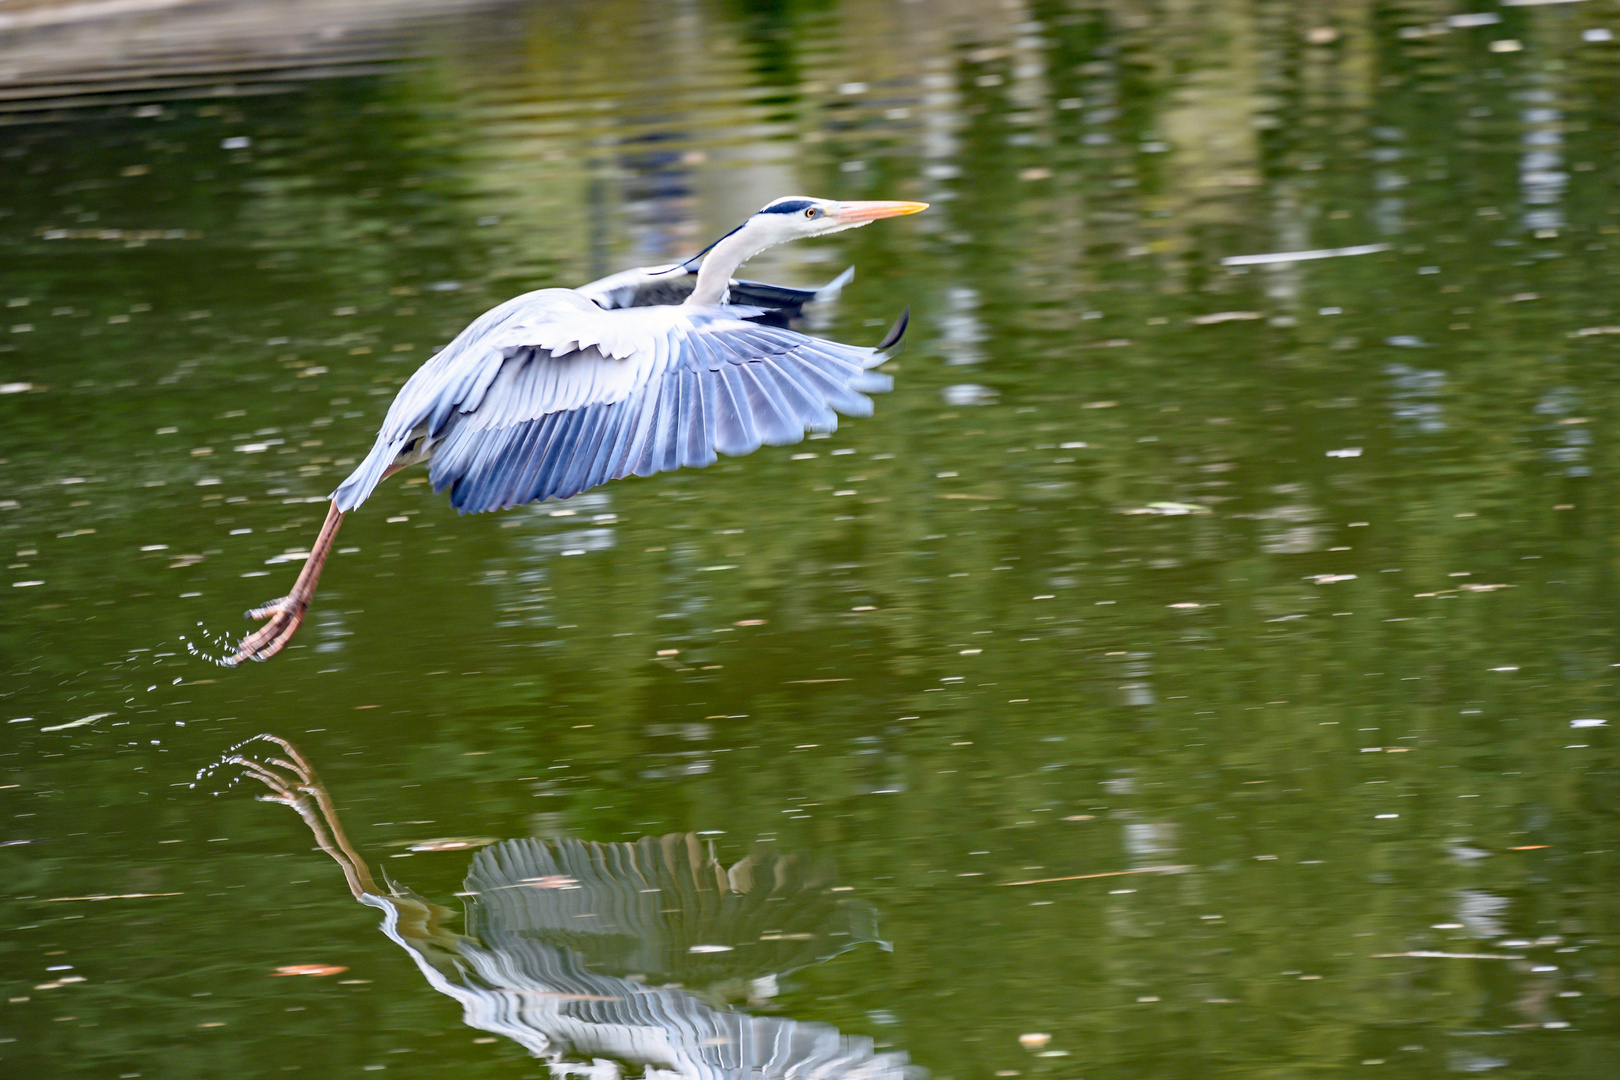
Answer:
746;196;929;243
681;196;927;300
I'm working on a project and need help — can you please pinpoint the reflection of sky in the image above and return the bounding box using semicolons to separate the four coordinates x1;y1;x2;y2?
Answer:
1370;127;1406;237
1519;91;1566;235
1386;363;1447;436
1535;386;1589;477
489;492;616;630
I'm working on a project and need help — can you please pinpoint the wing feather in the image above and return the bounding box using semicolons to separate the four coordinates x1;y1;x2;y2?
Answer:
677;366;715;471
484;421;547;510
738;363;801;446
335;291;901;515
638;376;679;477
523;407;587;506
761;356;839;432
712;366;759;457
558;406;610;502
578;397;632;494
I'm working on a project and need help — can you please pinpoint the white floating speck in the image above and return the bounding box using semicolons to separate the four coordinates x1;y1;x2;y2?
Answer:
221;136;251;150
1326;447;1362;458
1222;243;1387;267
1570;718;1606;729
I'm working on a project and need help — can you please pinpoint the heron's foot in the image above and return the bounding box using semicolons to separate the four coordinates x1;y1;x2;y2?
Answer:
225;594;308;666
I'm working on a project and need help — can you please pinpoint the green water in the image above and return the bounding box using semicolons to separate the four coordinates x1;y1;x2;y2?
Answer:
3;1;1619;1077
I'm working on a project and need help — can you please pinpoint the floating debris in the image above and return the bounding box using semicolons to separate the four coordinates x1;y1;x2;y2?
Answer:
1221;243;1387;267
40;713;111;732
999;865;1189;886
270;964;348;977
1189;311;1262;325
41;892;182;902
1371;951;1522;961
1122;502;1210;516
396;836;501;852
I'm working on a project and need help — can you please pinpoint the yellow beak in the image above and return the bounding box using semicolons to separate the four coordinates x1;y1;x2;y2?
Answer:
835;200;930;224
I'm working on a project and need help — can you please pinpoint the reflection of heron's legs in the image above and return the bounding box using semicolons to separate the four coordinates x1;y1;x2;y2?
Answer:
226;503;345;666
231;735;380;899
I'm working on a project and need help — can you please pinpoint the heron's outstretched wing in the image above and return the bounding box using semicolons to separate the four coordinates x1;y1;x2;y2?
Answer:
331;289;901;514
578;263;854;323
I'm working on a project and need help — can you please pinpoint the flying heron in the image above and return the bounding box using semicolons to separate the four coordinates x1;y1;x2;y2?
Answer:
227;196;927;665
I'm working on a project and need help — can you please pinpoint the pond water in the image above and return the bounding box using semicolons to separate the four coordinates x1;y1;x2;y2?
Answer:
3;1;1619;1077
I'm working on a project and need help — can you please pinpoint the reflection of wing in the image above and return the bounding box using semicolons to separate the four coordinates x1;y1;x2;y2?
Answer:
363;835;913;1080
464;833;883;984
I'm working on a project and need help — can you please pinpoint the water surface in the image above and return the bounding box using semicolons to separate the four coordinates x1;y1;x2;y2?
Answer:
2;2;1618;1078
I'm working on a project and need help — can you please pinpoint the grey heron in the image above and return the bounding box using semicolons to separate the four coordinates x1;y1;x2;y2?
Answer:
227;196;926;665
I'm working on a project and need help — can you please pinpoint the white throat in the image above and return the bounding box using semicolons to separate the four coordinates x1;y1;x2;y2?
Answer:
683;216;816;307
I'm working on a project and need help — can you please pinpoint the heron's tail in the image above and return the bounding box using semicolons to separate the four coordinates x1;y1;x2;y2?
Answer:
330;438;394;513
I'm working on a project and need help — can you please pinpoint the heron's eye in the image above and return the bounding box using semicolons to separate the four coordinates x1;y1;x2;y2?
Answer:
804;207;820;219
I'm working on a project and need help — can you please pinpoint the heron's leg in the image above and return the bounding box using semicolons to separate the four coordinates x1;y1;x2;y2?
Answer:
226;501;345;666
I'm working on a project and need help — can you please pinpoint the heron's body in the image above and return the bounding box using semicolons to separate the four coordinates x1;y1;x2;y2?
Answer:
227;196;924;665
575;260;854;320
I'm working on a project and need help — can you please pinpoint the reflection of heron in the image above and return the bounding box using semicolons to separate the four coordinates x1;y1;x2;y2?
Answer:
229;197;925;665
223;736;914;1080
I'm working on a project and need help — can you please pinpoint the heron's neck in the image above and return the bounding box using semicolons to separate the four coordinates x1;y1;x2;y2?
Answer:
684;223;775;307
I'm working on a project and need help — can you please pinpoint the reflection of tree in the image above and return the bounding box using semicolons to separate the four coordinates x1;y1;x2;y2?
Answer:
223;735;910;1080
